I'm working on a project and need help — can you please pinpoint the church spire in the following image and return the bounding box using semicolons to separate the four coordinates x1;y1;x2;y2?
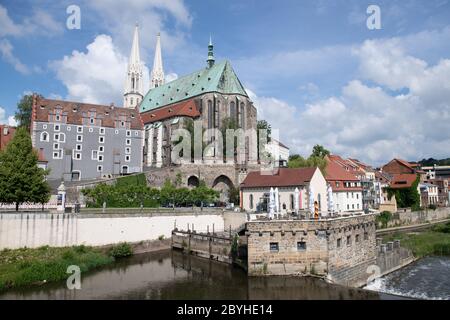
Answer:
123;24;143;109
150;32;165;89
206;35;215;68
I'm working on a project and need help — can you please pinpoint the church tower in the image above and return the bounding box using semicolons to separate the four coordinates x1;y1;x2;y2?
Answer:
124;24;143;109
150;33;165;89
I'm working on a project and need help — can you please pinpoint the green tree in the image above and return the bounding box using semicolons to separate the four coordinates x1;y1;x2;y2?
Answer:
191;180;219;208
288;154;327;174
0;127;50;210
311;144;330;158
15;94;42;130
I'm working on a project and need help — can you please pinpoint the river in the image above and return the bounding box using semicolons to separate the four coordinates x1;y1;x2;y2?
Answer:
364;256;450;300
0;250;410;300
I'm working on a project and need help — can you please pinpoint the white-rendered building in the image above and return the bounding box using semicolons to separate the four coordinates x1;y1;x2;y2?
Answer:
240;167;329;215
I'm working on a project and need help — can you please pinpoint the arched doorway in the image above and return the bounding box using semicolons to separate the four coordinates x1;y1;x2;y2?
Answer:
212;175;234;203
187;175;200;188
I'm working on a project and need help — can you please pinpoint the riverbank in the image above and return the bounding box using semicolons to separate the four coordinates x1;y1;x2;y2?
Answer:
0;238;171;292
382;222;450;257
0;245;113;292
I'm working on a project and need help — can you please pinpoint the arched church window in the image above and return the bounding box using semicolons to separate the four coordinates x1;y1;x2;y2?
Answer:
131;97;134;106
240;102;245;128
230;101;236;123
208;100;213;129
214;100;219;128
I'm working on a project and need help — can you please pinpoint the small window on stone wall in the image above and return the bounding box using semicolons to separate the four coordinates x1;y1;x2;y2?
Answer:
355;234;360;243
297;241;306;251
364;232;368;240
337;238;341;248
347;235;352;246
270;242;279;252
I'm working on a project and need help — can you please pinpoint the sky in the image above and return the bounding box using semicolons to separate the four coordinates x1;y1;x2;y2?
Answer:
1;0;450;165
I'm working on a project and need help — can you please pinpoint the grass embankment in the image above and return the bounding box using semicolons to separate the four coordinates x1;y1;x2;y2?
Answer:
0;243;133;292
382;222;450;257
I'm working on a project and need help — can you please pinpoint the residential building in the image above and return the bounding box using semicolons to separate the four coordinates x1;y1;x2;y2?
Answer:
31;96;144;182
382;158;426;182
327;155;377;210
426;178;449;207
239;167;329;215
420;183;439;207
325;160;363;213
264;139;289;167
422;165;450;180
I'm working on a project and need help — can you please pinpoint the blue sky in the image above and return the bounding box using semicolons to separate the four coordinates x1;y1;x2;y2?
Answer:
1;0;450;164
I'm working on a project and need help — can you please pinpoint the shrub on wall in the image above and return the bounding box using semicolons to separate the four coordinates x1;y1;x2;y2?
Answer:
387;174;420;210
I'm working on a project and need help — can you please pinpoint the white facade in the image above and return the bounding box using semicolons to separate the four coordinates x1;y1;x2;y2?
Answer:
420;183;439;205
264;139;289;161
241;168;329;215
332;191;363;213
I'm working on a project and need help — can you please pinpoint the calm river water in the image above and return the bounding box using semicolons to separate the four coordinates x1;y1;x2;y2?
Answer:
0;250;409;300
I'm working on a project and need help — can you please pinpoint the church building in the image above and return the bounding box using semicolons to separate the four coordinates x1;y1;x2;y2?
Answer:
134;32;258;168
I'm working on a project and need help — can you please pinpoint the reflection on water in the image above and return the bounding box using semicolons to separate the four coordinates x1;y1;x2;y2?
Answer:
365;256;450;300
0;250;403;300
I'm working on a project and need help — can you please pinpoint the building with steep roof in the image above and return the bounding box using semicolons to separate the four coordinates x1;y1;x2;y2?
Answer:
31;95;144;181
140;38;257;168
325;160;363;213
240;167;329;214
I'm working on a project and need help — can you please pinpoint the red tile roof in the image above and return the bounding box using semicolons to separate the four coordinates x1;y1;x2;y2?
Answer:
32;96;144;130
325;160;362;191
140;98;200;124
390;174;418;189
240;167;317;188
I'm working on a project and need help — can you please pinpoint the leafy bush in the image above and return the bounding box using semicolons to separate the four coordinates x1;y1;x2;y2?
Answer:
432;222;450;234
108;243;133;258
376;211;392;228
428;204;437;210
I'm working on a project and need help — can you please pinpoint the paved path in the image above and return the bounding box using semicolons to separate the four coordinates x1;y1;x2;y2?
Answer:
376;218;450;236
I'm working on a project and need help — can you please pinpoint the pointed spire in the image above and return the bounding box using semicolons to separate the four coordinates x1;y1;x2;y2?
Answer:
123;24;143;109
150;32;165;89
207;35;215;68
129;24;141;65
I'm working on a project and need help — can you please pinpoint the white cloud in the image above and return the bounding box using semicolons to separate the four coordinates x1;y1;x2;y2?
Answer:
165;72;178;83
7;116;17;126
251;37;450;166
85;0;192;60
50;35;150;106
0;38;30;74
0;107;16;126
0;5;63;37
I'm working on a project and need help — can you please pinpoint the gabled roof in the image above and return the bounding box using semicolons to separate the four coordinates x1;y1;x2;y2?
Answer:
240;167;317;188
33;97;144;130
140;60;248;112
325;160;360;182
140;99;200;123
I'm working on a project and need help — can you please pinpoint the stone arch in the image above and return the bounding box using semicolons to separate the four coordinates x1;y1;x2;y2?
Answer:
212;175;234;203
187;175;200;188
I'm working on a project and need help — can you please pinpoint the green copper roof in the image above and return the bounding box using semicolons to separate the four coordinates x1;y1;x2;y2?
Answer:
140;60;248;112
